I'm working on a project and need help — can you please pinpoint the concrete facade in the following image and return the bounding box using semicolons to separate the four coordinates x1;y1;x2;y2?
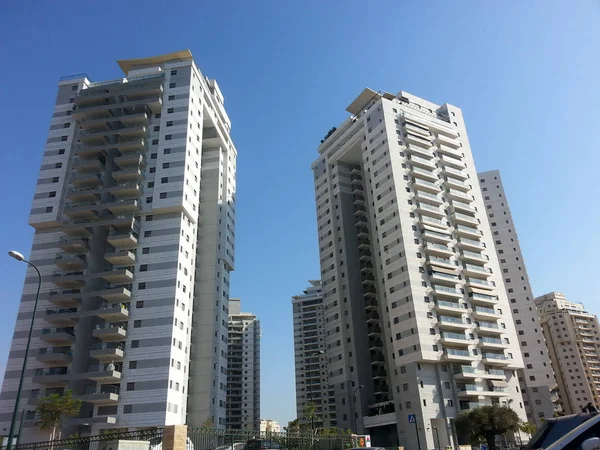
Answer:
478;170;559;424
0;50;236;439
535;293;600;414
226;299;260;430
292;281;331;428
311;89;527;448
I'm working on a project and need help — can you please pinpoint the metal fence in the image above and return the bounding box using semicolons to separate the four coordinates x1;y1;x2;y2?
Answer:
2;428;163;450
187;429;351;450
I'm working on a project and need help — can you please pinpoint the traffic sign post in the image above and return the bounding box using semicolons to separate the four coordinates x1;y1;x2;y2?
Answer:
408;415;421;450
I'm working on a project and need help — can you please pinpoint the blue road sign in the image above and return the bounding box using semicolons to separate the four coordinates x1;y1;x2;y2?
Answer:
408;414;417;424
481;445;488;450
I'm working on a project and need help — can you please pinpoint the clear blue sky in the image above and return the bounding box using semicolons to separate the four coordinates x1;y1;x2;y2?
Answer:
0;0;599;429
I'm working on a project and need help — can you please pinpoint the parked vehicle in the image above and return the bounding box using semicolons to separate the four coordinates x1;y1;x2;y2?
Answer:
526;414;593;450
530;410;600;450
244;439;287;450
215;444;246;450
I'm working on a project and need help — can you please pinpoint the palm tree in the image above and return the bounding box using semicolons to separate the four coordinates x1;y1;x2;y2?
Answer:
37;390;82;442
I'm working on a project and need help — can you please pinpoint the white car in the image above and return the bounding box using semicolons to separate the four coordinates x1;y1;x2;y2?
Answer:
541;412;600;450
215;444;246;450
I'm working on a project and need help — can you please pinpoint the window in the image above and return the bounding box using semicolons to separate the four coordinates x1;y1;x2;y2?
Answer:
166;121;173;127
138;283;146;290
61;136;68;141
153;126;160;132
142;247;150;254
58;149;65;155
55;163;62;169
49;191;56;198
136;301;144;309
160;192;167;199
131;340;139;348
127;382;135;391
170;70;178;75
140;264;148;272
134;320;142;328
168;95;175;101
167;108;174;113
45;206;53;213
52;177;59;183
146;197;153;204
161;177;169;184
169;82;176;88
124;405;133;414
164;148;171;154
163;163;170;169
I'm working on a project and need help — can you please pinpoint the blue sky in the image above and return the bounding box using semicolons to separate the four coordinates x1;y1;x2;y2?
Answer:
0;0;599;428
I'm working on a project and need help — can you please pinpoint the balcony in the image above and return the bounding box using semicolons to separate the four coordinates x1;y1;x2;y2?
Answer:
482;369;507;379
87;365;123;383
107;230;138;247
422;229;452;244
80;385;120;405
48;290;83;307
473;307;501;320
40;327;75;345
366;311;380;324
418;202;445;217
355;206;367;218
93;324;127;341
435;300;467;315
72;157;105;174
460;250;488;264
358;240;371;251
438;144;463;158
438;316;470;330
54;253;87;271
412;166;438;182
71;173;103;188
415;190;443;205
428;256;457;269
443;166;468;180
105;249;136;265
369;339;384;351
109;182;144;198
421;215;449;230
82;111;149;128
462;265;492;279
439;154;466;169
112;167;144;182
457;238;485;251
405;132;432;149
104;198;141;214
93;302;129;321
412;178;441;194
353;195;365;206
37;348;73;364
90;342;125;362
452;212;479;226
405;122;432;139
425;243;455;258
44;307;78;326
467;278;495;291
74;95;161;118
437;134;461;148
445;178;470;193
476;321;503;335
32;367;70;385
429;271;460;285
52;270;85;288
440;332;472;346
433;284;463;299
79;124;148;141
367;326;382;337
479;337;509;350
443;348;476;362
58;236;89;253
453;366;478;380
407;145;435;159
63;201;99;220
410;155;436;170
457;384;485;397
482;353;512;366
469;292;498;306
460;402;483;411
114;151;145;168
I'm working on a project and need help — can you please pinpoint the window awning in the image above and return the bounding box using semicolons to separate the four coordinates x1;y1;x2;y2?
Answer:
469;287;494;295
489;380;508;387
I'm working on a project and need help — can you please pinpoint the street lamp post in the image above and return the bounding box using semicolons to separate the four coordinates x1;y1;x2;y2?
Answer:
6;251;42;450
351;385;364;434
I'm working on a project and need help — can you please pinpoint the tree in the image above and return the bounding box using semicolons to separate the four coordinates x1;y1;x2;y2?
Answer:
287;419;300;434
455;405;520;450
304;401;317;424
201;417;215;429
519;421;537;436
37;390;82;442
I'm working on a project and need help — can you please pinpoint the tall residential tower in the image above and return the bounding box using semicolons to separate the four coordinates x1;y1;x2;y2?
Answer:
535;293;600;414
226;299;260;430
478;170;558;423
311;89;527;448
292;281;331;429
0;50;237;440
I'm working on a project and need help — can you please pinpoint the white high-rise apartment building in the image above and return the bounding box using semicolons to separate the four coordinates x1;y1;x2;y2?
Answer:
478;170;558;424
0;50;237;439
260;419;281;433
535;293;600;414
226;299;260;430
292;281;332;428
311;89;527;448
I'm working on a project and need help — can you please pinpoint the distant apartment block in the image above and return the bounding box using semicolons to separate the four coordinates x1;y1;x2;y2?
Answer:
478;170;558;423
0;50;237;440
260;419;281;433
536;292;600;414
292;281;331;428
310;89;528;449
226;299;260;430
